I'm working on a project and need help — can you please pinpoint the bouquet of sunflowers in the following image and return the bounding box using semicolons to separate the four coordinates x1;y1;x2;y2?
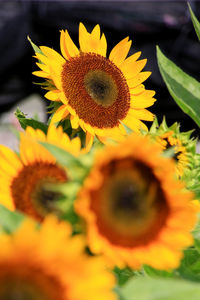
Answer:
1;3;200;299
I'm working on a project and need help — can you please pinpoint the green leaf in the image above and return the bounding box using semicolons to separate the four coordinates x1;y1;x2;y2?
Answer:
114;267;137;286
15;108;48;133
156;46;200;128
120;277;200;300
143;265;174;279
27;36;43;55
0;204;24;234
40;142;90;181
188;3;200;41
176;248;200;282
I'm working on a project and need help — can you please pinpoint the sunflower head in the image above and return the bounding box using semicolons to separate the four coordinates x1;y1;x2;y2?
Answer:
75;133;197;270
0;124;83;221
0;216;116;300
146;117;197;177
32;23;156;148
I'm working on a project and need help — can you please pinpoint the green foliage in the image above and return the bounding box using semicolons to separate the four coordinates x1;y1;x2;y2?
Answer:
40;142;93;181
143;265;174;279
156;46;200;128
0;205;24;234
27;36;43;55
176;247;200;282
15;108;48;133
120;276;200;300
188;3;200;41
114;267;138;286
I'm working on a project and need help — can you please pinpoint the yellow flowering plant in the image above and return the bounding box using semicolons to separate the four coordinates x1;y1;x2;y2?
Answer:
0;3;200;299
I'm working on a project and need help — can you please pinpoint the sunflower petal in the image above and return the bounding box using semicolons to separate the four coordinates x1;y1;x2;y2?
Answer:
122;59;147;79
51;105;69;124
109;37;131;65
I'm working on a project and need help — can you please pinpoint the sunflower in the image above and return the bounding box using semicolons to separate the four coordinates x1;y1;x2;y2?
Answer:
0;124;82;221
75;134;197;270
156;131;188;176
33;23;156;147
147;118;197;177
0;216;116;300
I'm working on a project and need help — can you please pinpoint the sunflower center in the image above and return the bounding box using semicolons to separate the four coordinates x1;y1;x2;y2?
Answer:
61;53;130;128
84;70;118;107
0;266;64;300
11;162;67;221
90;158;169;247
0;279;47;300
112;180;141;216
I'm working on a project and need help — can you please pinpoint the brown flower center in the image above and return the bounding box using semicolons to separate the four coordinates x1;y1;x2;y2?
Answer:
61;53;130;128
11;162;67;221
0;264;65;300
90;158;169;247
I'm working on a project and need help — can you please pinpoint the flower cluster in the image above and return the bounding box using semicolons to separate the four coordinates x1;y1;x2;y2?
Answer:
1;11;200;299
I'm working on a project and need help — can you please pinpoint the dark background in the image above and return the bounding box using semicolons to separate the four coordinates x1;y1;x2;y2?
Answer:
0;0;200;136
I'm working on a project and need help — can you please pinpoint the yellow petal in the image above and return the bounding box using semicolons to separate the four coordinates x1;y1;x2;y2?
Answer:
36;62;49;73
123;115;148;132
70;115;79;129
130;90;156;109
119;51;141;66
130;84;145;94
32;71;48;78
60;30;71;60
45;91;61;101
63;30;79;58
98;33;107;57
34;53;49;65
109;37;131;65
51;105;69;124
0;145;22;172
121;59;147;80
40;46;65;64
91;24;101;40
79;22;90;52
127;72;151;87
85;132;94;151
128;108;154;121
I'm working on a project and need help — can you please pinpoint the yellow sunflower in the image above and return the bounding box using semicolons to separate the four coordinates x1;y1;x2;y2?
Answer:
75;134;197;270
156;131;188;177
0;124;82;221
33;23;156;146
0;216;116;300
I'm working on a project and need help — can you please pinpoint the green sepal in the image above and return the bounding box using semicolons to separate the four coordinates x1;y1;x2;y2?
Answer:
27;36;43;55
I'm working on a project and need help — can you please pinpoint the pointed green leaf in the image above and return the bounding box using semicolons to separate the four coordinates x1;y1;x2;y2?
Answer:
121;277;200;300
15;108;48;133
157;46;200;127
27;36;43;55
188;3;200;41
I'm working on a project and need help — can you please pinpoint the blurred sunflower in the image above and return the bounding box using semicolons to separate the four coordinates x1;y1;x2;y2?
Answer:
147;118;197;177
156;131;188;177
0;216;116;300
75;134;197;270
0;124;82;221
33;23;156;147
